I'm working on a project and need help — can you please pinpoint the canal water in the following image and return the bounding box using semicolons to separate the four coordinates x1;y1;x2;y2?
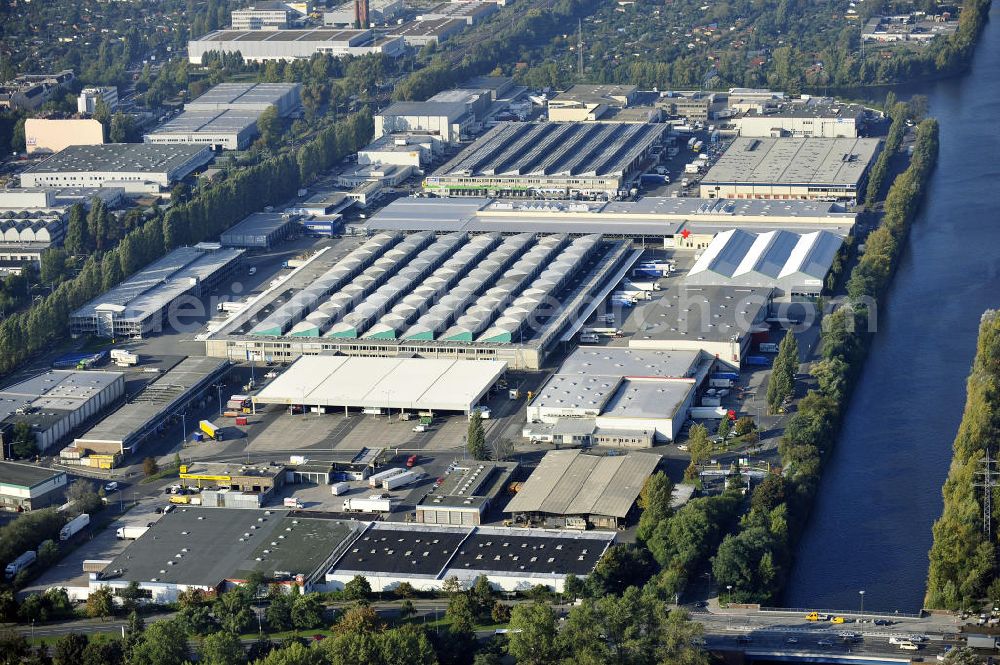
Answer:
783;6;1000;613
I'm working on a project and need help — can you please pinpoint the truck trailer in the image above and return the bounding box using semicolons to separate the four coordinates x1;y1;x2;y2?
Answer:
382;470;420;490
116;526;150;540
110;349;139;366
4;550;36;579
342;495;393;513
199;420;223;441
689;406;727;419
368;468;404;488
60;513;90;541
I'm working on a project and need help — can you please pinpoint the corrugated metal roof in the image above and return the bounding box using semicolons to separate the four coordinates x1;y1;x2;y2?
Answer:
504;450;661;519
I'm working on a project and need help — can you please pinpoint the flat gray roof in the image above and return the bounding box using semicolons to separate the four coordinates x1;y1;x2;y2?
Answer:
147;110;259;135
552;84;638;106
105;507;356;587
74;356;229;449
71;245;243;324
0;370;123;421
221;212;296;239
434;122;664;178
0;461;65;490
361;196;855;236
418;461;516;510
378;101;470;119
389;18;466;37
504;450;661;519
531;346;702;413
629;285;772;344
702;137;881;186
23;144;211;175
185;82;300;113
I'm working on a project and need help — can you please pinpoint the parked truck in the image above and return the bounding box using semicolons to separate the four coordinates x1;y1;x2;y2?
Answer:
60;513;90;541
282;258;308;269
283;497;303;509
622;279;661;292
5;550;36;579
199;420;223;441
216;301;246;314
110;349;138;366
342;495;393;513
368;468;404;488
689;406;727;419
116;526;149;540
382;470;420;490
684;162;702;174
330;482;350;496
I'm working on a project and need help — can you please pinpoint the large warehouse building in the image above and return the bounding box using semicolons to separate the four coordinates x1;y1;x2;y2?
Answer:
67;356;231;461
699;137;881;202
424;122;665;199
627;285;773;367
503;449;661;530
0;370;124;453
734;103;867;138
415;461;517;526
0;462;67;512
324;522;614;592
204;231;640;369
253;356;507;414
374;101;474;144
360;195;858;239
220;212;299;249
70;244;244;339
20;144;214;193
187;28;406;63
524;348;711;445
24;118;104;155
94;508;358;602
684;228;844;298
183;83;301;116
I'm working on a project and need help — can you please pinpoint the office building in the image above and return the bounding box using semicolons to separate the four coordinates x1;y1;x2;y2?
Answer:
699;137;882;202
425;122;665;199
324;0;403;26
503;449;661;529
20;144;214;193
231;3;291;30
77;87;119;115
0;462;68;512
358;133;444;167
0;370;125;453
735;102;867;138
417;1;498;25
188;28;406;63
69;244;243;338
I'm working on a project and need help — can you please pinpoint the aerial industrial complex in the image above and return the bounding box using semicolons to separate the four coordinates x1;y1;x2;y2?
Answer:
424;122;666;198
187;28;406;63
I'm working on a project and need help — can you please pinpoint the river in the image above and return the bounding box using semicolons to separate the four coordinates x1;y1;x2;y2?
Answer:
783;6;1000;613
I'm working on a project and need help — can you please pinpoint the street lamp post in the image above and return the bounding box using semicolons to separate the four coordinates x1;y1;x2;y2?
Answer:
215;384;223;415
726;585;732;607
181;413;187;447
859;590;865;623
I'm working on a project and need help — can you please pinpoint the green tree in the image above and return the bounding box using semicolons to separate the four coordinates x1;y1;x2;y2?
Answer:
214;589;253;634
85;586;114;619
81;637;124;665
343;574;371;601
109;112;135;143
734;416;756;436
10;421;36;458
199;630;246;665
587;544;655;597
64;203;90;254
717;415;731;439
399;599;416;621
508;602;558;665
128;618;189;665
445;592;477;635
767;332;798;413
467;411;487;460
122;610;145;663
53;633;88;665
266;590;293;631
636;471;674;543
257;105;282;149
687;423;712;464
290;593;324;630
142;457;159;477
660;608;711;665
